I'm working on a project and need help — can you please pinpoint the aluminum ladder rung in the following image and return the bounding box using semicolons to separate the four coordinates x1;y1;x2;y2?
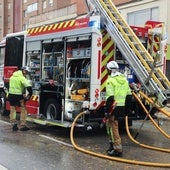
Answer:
126;34;134;37
138;51;146;54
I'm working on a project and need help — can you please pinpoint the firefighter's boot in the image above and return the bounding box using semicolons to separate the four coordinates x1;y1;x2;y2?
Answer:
106;141;113;152
107;150;123;157
12;123;18;131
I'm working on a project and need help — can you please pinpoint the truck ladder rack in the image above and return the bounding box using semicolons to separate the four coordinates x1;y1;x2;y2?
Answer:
90;0;170;106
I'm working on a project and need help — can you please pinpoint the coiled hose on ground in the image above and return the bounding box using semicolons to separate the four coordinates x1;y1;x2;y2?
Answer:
132;91;170;139
70;93;170;167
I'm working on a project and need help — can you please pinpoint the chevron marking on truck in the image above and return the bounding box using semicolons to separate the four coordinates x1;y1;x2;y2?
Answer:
30;95;38;101
148;33;161;58
27;18;89;36
101;29;114;92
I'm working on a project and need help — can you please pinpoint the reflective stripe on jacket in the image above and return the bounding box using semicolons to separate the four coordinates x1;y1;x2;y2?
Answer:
106;73;131;106
9;70;31;95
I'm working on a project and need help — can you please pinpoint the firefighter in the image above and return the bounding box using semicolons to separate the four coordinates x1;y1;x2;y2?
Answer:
105;61;131;157
8;66;32;131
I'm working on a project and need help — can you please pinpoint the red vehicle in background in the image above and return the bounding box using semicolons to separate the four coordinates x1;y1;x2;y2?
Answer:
0;38;6;114
0;31;27;115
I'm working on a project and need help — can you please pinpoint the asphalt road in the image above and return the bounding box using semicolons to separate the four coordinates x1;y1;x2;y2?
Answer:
0;113;170;170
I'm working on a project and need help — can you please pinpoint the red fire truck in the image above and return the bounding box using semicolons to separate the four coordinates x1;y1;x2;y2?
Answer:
1;31;27;116
2;3;169;128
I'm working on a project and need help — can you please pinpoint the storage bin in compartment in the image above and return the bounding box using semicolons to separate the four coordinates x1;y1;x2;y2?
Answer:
29;59;40;67
71;94;85;101
72;48;85;58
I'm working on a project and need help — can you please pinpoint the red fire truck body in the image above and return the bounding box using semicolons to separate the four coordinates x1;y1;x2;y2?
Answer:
2;15;168;128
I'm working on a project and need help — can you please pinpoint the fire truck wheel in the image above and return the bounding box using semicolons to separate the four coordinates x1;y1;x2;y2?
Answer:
44;99;61;120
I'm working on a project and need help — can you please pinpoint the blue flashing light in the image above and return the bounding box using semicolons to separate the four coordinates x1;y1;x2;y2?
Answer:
89;21;100;29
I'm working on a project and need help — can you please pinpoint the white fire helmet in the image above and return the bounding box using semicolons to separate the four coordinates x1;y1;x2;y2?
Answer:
106;61;121;77
106;61;119;70
21;66;31;73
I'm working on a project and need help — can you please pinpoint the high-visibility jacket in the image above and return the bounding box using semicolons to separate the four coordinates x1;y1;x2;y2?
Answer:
9;70;31;95
105;73;131;106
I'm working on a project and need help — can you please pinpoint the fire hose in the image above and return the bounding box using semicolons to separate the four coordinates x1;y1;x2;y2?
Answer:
127;92;170;152
132;91;170;139
70;99;170;167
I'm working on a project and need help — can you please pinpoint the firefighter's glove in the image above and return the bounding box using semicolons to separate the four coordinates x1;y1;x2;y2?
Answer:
105;112;111;119
100;117;107;128
100;122;105;128
27;86;33;97
24;95;31;101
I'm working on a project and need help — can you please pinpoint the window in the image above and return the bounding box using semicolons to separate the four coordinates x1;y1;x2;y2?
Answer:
23;24;28;31
0;42;5;65
43;0;47;9
8;28;11;34
5;35;25;67
8;3;11;9
23;10;27;17
127;7;159;26
49;0;53;7
27;3;38;13
8;15;11;23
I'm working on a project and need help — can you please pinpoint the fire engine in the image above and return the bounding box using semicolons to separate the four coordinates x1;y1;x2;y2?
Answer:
1;31;27;115
2;0;170;128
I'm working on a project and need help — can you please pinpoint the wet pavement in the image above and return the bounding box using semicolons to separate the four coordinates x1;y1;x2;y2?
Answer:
0;113;170;170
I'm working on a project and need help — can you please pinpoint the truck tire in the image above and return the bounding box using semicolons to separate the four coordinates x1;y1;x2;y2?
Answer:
44;99;61;120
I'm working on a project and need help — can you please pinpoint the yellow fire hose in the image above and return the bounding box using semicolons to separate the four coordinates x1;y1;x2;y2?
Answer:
139;91;170;118
70;110;170;167
125;116;170;153
132;92;170;139
126;93;170;153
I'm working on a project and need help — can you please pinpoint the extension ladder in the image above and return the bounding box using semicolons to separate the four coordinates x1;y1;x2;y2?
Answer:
90;0;170;106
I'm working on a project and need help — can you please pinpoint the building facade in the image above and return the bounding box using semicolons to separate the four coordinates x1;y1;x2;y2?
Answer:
116;0;170;79
22;0;88;29
0;0;169;78
0;0;88;39
1;0;169;40
0;0;14;38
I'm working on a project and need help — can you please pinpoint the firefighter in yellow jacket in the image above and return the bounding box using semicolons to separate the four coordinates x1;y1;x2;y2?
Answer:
105;61;131;157
8;66;32;131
